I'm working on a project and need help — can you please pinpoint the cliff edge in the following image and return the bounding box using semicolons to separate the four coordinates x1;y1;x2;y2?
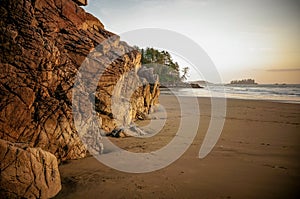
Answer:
0;0;159;197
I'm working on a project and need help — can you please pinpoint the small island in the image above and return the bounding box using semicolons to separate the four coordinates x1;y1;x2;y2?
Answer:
230;79;257;85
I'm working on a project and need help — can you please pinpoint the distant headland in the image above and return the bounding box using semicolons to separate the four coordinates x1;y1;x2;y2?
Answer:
230;79;257;85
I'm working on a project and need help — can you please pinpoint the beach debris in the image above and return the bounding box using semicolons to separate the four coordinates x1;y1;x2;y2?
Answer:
109;128;125;138
136;111;149;120
107;125;147;138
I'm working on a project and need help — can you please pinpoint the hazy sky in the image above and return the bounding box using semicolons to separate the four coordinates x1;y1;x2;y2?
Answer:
85;0;300;84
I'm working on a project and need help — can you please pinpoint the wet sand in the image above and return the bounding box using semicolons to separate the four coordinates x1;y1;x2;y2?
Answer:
55;95;300;199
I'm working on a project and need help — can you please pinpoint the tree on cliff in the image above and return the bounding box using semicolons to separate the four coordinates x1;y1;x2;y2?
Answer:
181;67;189;81
136;47;188;84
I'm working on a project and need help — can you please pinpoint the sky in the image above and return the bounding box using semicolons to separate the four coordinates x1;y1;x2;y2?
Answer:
85;0;300;84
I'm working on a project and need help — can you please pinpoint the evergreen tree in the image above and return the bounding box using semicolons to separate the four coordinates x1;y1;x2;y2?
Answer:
137;47;186;84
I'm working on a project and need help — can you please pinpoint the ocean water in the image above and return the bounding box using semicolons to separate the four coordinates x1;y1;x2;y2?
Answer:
160;84;300;104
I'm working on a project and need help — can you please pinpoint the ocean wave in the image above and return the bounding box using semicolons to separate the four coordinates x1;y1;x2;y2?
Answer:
160;84;300;103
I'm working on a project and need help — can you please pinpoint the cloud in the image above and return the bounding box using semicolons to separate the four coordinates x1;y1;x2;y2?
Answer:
266;68;300;72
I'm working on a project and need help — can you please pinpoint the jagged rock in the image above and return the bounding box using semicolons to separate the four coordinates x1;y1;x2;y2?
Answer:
0;0;159;198
0;0;159;162
73;0;88;6
136;111;148;120
138;66;159;84
0;139;61;199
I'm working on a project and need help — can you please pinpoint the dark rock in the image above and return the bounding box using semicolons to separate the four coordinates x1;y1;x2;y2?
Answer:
190;83;204;88
73;0;88;6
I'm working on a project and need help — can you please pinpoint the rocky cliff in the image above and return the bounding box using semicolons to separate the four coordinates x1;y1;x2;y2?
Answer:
0;0;159;198
0;0;159;160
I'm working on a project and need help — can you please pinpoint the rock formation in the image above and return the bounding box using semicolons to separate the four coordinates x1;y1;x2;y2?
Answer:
0;0;159;160
0;0;159;197
0;139;61;198
73;0;87;6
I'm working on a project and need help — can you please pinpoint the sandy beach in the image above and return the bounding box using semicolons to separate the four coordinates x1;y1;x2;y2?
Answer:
55;95;300;199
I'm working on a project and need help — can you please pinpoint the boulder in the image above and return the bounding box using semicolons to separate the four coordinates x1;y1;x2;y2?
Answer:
0;139;61;199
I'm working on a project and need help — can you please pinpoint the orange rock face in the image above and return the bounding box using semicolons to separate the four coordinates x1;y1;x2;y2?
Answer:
0;0;159;161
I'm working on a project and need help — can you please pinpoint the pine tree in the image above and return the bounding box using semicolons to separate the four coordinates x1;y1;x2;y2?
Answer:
137;47;184;84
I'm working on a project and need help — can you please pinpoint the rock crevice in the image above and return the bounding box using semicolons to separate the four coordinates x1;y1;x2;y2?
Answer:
0;139;61;198
0;0;159;160
0;0;159;197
